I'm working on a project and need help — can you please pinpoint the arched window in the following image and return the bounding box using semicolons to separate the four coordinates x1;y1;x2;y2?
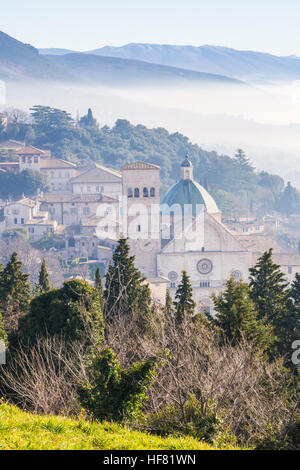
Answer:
128;188;133;198
143;187;149;198
150;187;155;197
134;188;140;198
68;238;75;247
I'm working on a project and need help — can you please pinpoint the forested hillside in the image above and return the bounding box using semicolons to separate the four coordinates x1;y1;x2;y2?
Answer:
1;105;299;215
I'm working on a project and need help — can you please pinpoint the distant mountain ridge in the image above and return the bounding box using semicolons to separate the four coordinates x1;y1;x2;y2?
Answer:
0;31;242;87
40;43;300;82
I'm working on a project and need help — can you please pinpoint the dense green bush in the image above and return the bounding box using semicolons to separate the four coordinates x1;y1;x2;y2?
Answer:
18;279;104;347
78;347;157;422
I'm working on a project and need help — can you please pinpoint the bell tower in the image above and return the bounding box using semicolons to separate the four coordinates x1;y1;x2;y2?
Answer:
122;161;161;277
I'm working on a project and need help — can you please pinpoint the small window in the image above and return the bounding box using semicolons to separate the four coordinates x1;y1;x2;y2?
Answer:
128;188;133;198
21;218;24;225
68;238;75;247
137;225;141;232
288;266;292;274
14;218;18;224
200;281;211;288
143;187;149;198
170;282;176;288
150;187;155;197
22;157;26;163
34;157;38;164
134;188;140;198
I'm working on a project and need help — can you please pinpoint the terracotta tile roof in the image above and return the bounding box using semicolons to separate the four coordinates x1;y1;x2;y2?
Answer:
41;193;118;203
71;164;122;183
39;158;77;169
17;146;46;156
6;197;36;208
0;140;25;150
122;161;160;170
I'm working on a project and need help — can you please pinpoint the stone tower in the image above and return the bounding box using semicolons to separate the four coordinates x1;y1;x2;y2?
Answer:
122;161;161;277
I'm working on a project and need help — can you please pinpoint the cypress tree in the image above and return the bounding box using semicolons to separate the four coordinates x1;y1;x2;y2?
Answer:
174;270;195;323
212;277;273;351
249;249;289;356
104;237;151;320
164;288;174;316
94;267;104;308
38;259;50;293
249;249;288;323
0;252;30;333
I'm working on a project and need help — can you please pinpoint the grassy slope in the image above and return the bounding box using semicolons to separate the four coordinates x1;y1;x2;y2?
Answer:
0;403;220;450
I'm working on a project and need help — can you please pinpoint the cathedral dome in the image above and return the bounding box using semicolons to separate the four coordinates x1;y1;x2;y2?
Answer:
161;179;220;216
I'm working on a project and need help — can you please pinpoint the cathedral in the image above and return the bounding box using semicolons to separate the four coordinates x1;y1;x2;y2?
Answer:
122;156;254;312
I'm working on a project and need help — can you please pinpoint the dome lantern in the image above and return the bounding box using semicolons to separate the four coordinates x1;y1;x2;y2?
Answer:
181;154;193;180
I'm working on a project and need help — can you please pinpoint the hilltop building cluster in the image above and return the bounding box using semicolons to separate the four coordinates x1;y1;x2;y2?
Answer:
0;140;299;310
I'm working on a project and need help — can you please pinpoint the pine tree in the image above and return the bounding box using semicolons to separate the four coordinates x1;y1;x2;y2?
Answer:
37;259;50;293
0;252;31;333
94;267;104;308
212;277;273;350
249;249;289;356
234;149;253;171
104;237;151;320
174;271;195;323
164;289;174;316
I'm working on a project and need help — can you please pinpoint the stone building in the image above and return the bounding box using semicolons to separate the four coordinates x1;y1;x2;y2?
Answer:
70;164;122;198
2;196;57;239
41;193;119;225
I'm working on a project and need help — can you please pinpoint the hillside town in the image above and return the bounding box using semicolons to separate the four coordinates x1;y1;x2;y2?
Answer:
0;139;299;310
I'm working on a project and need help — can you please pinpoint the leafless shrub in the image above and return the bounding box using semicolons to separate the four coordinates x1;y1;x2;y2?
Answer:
106;312;298;446
0;336;89;416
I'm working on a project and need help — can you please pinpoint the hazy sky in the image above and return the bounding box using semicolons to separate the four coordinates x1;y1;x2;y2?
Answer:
1;0;300;55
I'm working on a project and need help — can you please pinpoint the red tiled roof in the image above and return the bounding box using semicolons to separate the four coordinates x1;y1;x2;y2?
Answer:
17;146;46;156
0;140;25;150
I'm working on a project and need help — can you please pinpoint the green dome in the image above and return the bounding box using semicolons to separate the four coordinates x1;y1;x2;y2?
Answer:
161;179;220;216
